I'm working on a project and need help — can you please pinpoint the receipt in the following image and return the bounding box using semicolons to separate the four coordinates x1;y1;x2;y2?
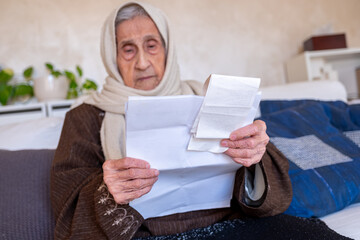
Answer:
188;74;261;153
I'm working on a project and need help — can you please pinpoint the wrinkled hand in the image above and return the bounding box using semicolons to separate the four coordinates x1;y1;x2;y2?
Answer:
221;120;269;167
102;157;159;204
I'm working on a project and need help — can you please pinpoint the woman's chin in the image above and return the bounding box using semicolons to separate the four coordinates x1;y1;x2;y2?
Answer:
134;78;160;91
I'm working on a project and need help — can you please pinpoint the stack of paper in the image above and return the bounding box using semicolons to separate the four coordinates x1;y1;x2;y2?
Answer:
125;74;261;219
188;74;262;153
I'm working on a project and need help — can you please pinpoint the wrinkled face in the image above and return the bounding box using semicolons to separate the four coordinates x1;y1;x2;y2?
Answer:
116;16;166;90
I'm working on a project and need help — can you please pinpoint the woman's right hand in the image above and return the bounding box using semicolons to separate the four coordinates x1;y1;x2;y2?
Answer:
102;157;159;204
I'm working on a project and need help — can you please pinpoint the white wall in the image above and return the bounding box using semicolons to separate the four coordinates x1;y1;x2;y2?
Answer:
1;0;359;87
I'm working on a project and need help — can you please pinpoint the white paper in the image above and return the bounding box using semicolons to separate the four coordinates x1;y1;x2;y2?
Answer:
125;95;241;219
188;74;261;153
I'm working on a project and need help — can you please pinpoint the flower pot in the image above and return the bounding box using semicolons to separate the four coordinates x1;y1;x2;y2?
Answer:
34;75;68;102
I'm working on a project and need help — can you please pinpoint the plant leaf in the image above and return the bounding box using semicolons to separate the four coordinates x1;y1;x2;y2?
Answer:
70;79;78;89
13;83;34;97
66;88;78;99
82;79;98;90
52;71;62;78
0;68;14;85
45;63;54;71
0;84;13;105
64;70;76;82
76;65;83;77
23;66;33;80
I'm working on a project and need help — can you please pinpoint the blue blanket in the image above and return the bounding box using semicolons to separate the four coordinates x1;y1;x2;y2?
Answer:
259;100;360;217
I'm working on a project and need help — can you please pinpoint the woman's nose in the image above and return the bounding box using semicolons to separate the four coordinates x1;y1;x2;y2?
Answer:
135;50;151;70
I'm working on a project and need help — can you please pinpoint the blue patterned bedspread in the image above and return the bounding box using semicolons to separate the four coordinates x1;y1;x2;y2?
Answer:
259;100;360;217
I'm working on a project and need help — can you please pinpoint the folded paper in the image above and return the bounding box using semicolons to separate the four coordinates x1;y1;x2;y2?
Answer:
188;74;261;153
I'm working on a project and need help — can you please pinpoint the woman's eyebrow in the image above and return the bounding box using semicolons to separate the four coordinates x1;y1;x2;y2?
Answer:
119;39;135;47
143;34;162;42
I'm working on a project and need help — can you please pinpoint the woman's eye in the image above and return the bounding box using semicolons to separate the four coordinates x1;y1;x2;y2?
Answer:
147;40;158;52
122;45;136;60
123;46;134;53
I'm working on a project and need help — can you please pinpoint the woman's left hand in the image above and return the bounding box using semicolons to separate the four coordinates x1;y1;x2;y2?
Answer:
221;120;269;167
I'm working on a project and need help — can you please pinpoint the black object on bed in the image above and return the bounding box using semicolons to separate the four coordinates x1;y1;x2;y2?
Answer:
134;215;351;240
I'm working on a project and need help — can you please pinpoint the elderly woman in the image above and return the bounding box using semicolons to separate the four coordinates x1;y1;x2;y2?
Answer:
50;2;347;240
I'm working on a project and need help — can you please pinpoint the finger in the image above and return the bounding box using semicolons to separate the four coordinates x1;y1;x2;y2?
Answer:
103;157;150;171
103;168;159;186
222;136;257;149
125;176;159;191
125;186;153;203
117;168;159;180
253;120;267;131
232;153;264;167
222;133;269;149
113;185;153;204
225;145;266;159
108;176;158;193
228;120;267;141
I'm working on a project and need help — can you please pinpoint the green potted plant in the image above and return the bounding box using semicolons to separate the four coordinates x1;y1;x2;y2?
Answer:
0;67;34;106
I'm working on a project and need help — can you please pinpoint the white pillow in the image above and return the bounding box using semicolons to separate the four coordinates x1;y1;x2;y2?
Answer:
260;80;347;102
0;117;64;150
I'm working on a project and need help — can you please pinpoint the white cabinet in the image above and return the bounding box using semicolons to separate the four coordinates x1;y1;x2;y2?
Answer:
0;99;74;126
46;100;74;117
0;103;46;126
285;48;360;99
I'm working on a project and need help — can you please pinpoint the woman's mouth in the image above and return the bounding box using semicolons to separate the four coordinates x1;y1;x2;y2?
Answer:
137;75;155;81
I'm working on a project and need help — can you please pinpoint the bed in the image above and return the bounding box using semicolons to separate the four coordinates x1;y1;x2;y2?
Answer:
0;79;359;239
258;80;360;240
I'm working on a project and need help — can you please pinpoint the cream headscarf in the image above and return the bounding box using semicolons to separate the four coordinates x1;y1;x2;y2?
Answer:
84;1;203;160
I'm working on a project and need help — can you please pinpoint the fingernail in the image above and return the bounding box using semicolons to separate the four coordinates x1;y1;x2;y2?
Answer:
221;141;228;147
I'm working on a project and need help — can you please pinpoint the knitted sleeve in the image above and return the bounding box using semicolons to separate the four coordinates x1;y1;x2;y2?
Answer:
233;142;293;217
50;104;143;240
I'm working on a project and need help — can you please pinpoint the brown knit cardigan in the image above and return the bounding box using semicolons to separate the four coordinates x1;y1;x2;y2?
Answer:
50;103;292;240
